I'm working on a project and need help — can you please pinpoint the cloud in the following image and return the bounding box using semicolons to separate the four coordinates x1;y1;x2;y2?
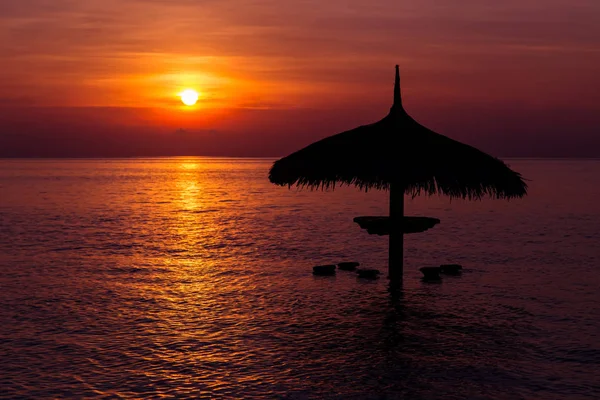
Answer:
0;0;599;156
1;104;599;157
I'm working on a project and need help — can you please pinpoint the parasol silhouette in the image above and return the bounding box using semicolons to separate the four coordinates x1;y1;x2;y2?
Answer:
269;65;527;282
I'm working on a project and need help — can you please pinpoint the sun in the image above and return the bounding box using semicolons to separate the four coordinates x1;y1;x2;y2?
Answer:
179;89;199;106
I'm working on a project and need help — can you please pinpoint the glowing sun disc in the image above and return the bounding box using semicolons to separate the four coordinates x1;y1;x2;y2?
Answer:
180;89;199;106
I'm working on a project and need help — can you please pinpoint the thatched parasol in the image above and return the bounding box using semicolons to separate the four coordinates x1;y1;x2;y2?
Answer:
269;66;527;281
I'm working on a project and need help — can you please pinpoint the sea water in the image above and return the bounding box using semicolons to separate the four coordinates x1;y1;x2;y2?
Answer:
0;158;599;399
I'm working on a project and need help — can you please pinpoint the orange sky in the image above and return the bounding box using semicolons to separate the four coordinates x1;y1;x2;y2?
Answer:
1;0;599;157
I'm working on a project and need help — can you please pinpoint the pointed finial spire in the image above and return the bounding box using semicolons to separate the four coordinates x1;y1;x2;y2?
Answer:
393;65;402;108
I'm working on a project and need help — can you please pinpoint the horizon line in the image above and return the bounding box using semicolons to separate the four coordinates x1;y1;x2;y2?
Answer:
2;156;600;161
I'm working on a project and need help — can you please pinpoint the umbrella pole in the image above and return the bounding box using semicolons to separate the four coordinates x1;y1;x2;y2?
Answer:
389;183;404;283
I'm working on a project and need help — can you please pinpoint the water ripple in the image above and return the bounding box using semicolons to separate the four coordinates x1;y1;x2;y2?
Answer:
0;158;599;399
